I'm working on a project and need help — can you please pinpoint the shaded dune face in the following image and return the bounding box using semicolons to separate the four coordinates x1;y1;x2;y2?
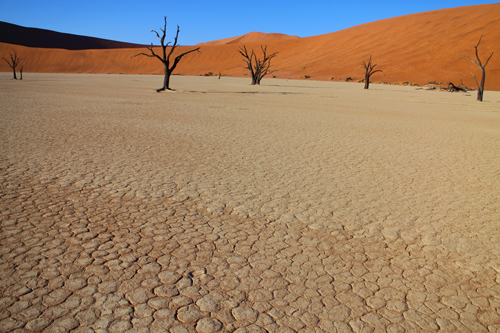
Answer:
1;3;499;90
0;21;147;50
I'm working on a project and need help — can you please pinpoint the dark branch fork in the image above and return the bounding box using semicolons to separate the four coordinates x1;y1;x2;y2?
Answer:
133;17;200;92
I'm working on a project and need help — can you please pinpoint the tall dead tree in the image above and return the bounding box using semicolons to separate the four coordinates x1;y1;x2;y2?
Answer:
461;36;494;101
362;55;382;89
2;48;23;80
238;45;277;85
133;17;200;92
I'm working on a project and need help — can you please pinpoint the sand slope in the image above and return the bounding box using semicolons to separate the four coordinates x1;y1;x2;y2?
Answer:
1;4;499;89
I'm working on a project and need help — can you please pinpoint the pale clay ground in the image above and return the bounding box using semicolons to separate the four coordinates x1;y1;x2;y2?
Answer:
0;73;499;333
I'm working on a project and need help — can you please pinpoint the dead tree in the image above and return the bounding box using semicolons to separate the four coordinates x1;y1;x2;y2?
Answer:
2;48;23;80
447;82;467;92
238;45;277;85
133;17;199;92
362;56;382;89
461;36;494;101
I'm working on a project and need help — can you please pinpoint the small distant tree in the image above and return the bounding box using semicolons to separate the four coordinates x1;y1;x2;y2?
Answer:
2;48;23;80
362;55;382;89
134;17;200;92
461;36;493;102
238;45;277;85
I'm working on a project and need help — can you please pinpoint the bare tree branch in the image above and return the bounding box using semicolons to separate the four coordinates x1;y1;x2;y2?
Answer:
133;44;163;62
461;55;479;67
484;52;494;68
167;25;180;61
470;72;479;89
170;47;200;74
152;30;162;40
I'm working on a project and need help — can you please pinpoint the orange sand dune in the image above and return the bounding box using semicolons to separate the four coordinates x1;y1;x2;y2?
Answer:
1;4;499;90
197;31;299;45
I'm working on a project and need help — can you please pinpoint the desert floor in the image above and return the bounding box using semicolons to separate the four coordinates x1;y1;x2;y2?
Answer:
1;73;499;332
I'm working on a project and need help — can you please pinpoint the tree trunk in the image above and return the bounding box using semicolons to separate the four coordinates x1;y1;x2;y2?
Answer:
165;69;171;90
163;64;169;90
364;73;369;89
157;64;169;92
20;67;23;80
478;68;486;101
12;67;17;80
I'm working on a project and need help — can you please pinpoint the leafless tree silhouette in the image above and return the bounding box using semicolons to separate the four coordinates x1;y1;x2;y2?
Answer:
362;55;382;90
239;45;277;85
461;36;494;101
133;17;200;92
2;48;23;80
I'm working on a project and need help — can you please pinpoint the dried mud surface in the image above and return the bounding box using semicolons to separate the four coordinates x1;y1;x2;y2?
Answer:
1;74;499;332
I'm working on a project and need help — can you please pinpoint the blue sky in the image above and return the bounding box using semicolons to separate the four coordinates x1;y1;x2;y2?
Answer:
0;1;493;45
